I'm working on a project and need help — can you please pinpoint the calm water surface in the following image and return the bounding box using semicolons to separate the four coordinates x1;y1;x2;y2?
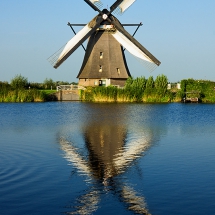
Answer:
0;102;215;215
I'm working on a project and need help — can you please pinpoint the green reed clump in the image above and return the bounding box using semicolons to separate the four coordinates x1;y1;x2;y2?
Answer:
124;76;147;102
142;75;172;102
92;86;118;102
80;75;171;103
0;89;46;102
80;87;94;101
143;76;155;100
154;74;168;97
116;88;135;102
0;75;45;102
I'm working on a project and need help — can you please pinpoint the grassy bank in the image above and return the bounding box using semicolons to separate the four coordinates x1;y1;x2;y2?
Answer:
80;75;173;103
0;74;64;102
2;75;215;103
80;86;173;103
0;89;57;102
80;77;215;103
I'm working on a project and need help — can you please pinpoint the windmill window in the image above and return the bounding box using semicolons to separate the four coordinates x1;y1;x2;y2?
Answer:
99;65;102;72
117;68;120;74
100;52;103;59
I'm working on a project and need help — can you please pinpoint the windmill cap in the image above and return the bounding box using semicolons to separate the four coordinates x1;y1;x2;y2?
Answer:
102;9;109;14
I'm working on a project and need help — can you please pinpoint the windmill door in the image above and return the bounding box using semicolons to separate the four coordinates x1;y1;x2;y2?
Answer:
99;80;106;87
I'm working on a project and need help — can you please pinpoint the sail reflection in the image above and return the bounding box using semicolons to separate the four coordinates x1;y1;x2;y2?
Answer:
59;105;153;214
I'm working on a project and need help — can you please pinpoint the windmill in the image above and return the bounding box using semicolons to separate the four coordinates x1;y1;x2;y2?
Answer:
48;0;161;87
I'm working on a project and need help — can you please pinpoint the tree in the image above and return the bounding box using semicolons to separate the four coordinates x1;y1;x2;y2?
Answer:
10;74;28;89
43;78;56;90
56;81;70;85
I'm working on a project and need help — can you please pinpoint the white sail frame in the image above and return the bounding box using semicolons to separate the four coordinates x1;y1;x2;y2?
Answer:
56;25;91;65
119;0;136;13
112;30;154;63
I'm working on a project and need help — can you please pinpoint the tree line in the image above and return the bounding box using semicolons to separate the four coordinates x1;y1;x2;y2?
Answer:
0;74;71;102
0;74;76;90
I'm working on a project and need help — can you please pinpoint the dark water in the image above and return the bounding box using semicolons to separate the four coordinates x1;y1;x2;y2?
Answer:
0;102;215;215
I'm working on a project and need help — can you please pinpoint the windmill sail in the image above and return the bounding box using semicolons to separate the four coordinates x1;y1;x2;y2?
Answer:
112;30;154;63
48;25;91;68
90;0;103;9
119;0;136;13
90;0;99;2
84;0;101;12
56;25;91;65
112;0;136;15
48;16;103;68
112;27;160;72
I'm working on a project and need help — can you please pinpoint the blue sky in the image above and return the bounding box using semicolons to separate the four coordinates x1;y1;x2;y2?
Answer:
0;0;215;83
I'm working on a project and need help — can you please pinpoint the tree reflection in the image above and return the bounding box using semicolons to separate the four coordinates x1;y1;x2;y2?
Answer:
59;104;153;214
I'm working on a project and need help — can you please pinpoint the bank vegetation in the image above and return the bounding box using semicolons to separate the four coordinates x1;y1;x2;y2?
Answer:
1;74;215;103
80;76;215;103
0;75;61;102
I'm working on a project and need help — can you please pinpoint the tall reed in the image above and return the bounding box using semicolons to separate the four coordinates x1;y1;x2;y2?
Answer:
80;75;172;103
0;89;46;102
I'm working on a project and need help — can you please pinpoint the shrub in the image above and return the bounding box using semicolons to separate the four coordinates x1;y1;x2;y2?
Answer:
125;76;147;102
43;78;56;90
10;74;28;89
154;74;168;97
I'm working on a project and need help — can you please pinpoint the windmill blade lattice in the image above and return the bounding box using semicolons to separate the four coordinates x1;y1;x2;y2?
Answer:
47;25;92;68
136;57;159;73
84;0;103;12
47;44;65;67
90;0;103;10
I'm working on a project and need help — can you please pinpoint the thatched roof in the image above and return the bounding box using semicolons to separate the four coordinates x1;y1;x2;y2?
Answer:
77;14;130;79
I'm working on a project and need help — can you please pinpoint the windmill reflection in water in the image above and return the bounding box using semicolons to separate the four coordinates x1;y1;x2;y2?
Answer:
59;107;153;214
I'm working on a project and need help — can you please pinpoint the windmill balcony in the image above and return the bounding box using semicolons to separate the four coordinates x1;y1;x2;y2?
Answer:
98;25;115;31
56;85;85;91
